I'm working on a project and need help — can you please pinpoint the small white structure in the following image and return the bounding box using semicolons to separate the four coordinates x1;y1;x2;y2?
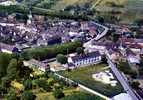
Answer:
92;70;117;86
112;93;132;100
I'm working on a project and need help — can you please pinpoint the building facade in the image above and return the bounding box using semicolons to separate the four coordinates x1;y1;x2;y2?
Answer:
68;51;101;69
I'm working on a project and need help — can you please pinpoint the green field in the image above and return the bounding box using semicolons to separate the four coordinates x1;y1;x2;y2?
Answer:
51;0;127;10
58;64;124;97
18;0;143;23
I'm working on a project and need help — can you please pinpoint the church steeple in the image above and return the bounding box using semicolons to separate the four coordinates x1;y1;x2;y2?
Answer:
27;4;32;25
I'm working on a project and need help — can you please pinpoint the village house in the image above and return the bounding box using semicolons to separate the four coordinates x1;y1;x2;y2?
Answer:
23;59;50;72
0;43;17;54
108;48;122;62
126;49;140;64
120;38;143;54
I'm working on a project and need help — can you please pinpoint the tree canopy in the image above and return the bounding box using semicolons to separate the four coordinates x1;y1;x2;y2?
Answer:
56;54;67;64
76;47;84;55
6;59;18;80
0;53;12;78
22;41;82;60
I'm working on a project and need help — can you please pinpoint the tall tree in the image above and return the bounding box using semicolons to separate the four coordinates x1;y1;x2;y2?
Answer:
6;59;18;80
0;53;11;78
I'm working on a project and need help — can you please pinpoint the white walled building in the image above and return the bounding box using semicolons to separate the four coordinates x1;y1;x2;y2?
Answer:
68;51;101;69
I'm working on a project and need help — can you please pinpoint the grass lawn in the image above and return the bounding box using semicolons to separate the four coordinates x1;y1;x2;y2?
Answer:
58;64;124;97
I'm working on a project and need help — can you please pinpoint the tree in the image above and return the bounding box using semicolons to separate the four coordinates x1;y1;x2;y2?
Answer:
131;81;140;90
44;64;50;78
101;55;107;64
0;53;11;78
76;47;84;55
6;59;18;80
1;60;18;87
118;61;137;78
134;19;143;27
56;54;67;64
21;41;82;61
111;33;120;42
11;52;20;60
21;51;31;60
7;90;17;100
139;59;143;75
23;79;32;90
16;58;28;79
35;79;51;92
18;66;32;79
53;88;64;99
97;16;104;24
21;91;36;100
0;86;7;97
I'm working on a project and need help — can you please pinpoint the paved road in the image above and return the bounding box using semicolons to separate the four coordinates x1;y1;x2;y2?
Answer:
105;50;140;100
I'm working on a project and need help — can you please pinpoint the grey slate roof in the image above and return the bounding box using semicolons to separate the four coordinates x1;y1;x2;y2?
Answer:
71;51;100;62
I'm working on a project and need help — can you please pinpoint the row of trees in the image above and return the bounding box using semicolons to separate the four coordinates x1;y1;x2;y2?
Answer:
21;41;82;61
118;61;137;78
0;5;29;14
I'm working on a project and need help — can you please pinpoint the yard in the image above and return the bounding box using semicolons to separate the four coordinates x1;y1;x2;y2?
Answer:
58;64;124;97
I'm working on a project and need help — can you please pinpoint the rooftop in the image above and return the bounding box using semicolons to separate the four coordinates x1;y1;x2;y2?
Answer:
71;51;101;62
